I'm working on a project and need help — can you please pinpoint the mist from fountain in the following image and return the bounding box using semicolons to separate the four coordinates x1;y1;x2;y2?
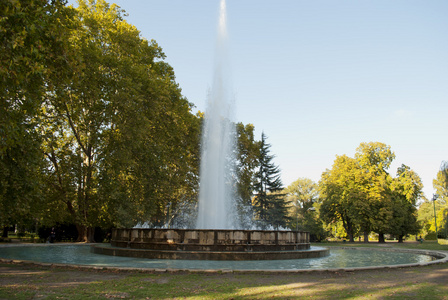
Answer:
196;0;237;229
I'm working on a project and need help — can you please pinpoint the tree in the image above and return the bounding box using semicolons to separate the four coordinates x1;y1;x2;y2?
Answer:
252;132;289;229
353;142;395;243
419;161;448;238
0;0;74;235
320;142;424;243
433;161;448;204
235;123;259;206
285;178;318;229
388;165;423;242
285;178;326;240
319;155;360;242
232;123;259;227
40;0;200;241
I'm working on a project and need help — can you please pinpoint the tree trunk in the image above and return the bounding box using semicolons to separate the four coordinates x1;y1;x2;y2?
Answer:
378;233;385;243
348;233;354;242
76;224;95;243
344;219;355;242
398;235;404;243
2;226;8;238
363;231;369;243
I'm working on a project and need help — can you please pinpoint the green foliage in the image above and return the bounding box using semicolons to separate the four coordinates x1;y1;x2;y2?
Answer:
235;123;259;206
418;161;448;238
252;132;290;229
0;0;74;229
1;0;202;240
285;177;318;210
319;142;422;242
424;232;438;240
319;155;360;241
38;0;202;240
234;123;260;227
433;161;448;204
285;178;326;240
388;165;423;240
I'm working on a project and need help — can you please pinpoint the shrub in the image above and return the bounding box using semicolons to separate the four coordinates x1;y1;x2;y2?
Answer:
425;232;438;240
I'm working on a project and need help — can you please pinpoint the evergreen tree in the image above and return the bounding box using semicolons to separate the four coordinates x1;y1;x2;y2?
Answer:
253;132;290;229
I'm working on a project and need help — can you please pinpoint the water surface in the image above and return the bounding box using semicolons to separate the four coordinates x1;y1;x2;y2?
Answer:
0;244;435;270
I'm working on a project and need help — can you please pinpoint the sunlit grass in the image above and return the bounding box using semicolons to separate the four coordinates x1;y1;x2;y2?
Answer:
313;240;448;251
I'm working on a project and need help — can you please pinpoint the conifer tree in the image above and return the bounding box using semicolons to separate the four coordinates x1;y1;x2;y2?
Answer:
253;132;290;229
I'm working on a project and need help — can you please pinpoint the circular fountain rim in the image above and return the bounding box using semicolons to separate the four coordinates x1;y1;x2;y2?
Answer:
0;243;446;273
107;228;319;260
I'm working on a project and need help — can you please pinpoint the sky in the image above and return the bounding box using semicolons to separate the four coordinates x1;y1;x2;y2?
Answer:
69;0;448;201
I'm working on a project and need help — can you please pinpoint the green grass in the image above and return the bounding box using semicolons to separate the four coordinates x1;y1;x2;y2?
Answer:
313;240;448;251
1;263;447;299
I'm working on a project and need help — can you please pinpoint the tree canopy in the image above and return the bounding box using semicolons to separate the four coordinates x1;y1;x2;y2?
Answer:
1;0;201;241
319;142;422;242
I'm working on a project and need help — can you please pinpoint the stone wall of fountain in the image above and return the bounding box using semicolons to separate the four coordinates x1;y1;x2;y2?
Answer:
111;228;310;251
91;228;329;260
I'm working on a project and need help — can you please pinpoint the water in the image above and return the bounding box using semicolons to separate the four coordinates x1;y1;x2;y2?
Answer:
0;245;436;271
197;0;237;229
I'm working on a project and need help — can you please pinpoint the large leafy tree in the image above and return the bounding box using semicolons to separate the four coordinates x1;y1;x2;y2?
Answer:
0;0;74;234
285;178;326;240
285;178;318;229
320;142;422;243
353;142;395;242
41;0;199;241
233;123;259;227
389;165;423;242
319;155;360;242
235;123;259;205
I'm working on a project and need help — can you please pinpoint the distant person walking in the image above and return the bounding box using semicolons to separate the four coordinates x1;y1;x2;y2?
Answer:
49;227;56;243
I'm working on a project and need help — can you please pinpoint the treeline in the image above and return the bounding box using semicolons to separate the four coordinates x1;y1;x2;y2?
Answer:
285;143;448;242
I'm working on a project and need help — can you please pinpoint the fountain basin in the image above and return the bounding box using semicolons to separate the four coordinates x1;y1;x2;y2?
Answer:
93;228;329;260
1;244;444;272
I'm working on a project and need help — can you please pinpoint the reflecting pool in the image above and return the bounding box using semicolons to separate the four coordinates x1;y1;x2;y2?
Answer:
0;244;439;271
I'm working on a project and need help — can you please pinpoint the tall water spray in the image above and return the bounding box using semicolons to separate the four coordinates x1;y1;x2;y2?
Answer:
196;0;237;229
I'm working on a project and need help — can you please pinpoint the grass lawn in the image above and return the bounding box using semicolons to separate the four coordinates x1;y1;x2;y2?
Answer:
315;240;448;251
0;241;447;299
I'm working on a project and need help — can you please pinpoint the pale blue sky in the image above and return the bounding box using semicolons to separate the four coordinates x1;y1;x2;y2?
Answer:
69;0;448;200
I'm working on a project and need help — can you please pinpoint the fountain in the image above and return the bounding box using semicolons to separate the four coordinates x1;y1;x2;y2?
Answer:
196;0;235;230
91;228;328;260
92;0;328;261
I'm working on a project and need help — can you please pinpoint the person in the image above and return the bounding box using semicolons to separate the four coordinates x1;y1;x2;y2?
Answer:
49;227;56;243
